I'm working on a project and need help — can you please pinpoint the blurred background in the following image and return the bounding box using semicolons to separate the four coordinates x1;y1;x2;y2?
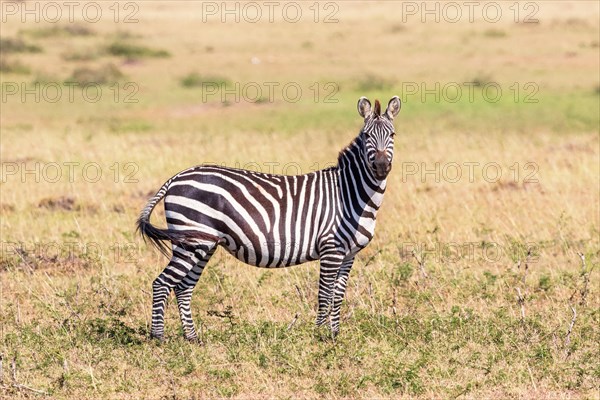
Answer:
1;1;599;399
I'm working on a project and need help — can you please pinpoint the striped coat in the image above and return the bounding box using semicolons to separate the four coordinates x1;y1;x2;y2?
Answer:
138;96;401;341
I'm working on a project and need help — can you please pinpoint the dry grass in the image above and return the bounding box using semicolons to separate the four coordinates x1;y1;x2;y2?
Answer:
1;2;599;399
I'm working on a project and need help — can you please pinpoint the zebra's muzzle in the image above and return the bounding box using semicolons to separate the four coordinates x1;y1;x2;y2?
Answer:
373;151;391;180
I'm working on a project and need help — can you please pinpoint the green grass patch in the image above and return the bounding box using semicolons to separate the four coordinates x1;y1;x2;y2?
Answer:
65;63;124;85
106;41;170;59
0;57;30;74
0;37;42;54
22;24;95;38
180;72;231;88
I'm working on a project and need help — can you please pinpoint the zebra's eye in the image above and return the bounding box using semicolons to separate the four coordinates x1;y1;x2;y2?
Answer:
390;132;396;138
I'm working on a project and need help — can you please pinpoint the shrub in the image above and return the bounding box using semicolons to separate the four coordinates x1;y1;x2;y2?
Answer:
355;73;395;92
23;24;95;38
180;72;230;88
467;73;494;87
0;37;42;54
483;29;507;38
62;50;98;61
65;63;123;85
106;41;170;59
0;57;30;74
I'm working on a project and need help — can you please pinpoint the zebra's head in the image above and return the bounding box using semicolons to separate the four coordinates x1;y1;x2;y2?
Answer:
357;96;401;180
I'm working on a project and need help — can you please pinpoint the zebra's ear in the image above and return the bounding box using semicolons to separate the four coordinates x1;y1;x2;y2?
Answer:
357;97;372;119
385;96;401;120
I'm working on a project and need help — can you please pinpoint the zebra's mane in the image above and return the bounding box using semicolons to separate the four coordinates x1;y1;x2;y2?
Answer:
337;132;363;167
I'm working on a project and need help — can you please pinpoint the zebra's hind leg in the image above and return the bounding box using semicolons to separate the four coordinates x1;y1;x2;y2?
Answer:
315;250;345;329
174;245;217;342
150;242;209;341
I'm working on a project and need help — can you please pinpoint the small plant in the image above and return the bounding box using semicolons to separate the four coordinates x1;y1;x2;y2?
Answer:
0;57;30;74
0;37;42;54
62;50;98;62
388;23;407;34
65;63;123;85
22;24;95;38
106;41;170;59
538;274;552;291
483;29;507;38
396;262;414;283
108;118;153;134
355;73;394;92
466;73;494;87
85;318;143;346
32;74;61;84
180;72;230;88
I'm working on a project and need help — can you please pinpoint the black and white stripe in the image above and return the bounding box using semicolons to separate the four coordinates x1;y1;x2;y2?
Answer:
138;96;401;341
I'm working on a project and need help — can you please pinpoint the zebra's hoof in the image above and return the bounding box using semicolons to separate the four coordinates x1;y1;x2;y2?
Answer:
150;333;165;342
185;336;203;345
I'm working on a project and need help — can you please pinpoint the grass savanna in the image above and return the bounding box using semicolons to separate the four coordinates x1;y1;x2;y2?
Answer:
1;2;599;399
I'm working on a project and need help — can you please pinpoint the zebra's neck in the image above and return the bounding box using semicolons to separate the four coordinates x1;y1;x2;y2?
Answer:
336;134;387;217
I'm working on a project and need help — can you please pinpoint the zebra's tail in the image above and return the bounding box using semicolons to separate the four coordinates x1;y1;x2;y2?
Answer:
136;178;222;257
136;179;176;257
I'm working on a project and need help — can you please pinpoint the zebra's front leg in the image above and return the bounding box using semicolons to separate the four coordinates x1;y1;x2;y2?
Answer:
330;256;355;337
315;251;345;327
173;246;216;342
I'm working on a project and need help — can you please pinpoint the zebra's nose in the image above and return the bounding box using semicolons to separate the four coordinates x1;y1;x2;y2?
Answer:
373;151;391;178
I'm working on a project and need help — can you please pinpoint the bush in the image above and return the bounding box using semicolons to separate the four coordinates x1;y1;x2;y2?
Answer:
23;24;95;38
107;41;170;59
0;37;42;54
355;73;395;92
483;29;507;38
65;63;124;85
62;50;99;62
0;57;30;74
180;72;230;88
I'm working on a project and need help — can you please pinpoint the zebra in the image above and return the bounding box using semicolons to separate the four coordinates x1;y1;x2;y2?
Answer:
137;96;401;341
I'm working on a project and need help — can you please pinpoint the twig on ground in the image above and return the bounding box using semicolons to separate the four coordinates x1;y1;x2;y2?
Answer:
564;305;577;358
527;366;537;391
287;313;298;331
515;287;526;320
521;248;532;285
577;252;592;306
412;250;428;280
568;252;593;306
9;356;48;395
16;301;21;325
11;358;16;382
363;250;382;268
294;284;306;305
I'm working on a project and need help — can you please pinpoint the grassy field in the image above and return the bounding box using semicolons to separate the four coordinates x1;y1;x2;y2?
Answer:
1;1;599;399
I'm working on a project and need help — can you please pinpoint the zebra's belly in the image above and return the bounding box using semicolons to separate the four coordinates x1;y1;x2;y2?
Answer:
220;239;319;268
